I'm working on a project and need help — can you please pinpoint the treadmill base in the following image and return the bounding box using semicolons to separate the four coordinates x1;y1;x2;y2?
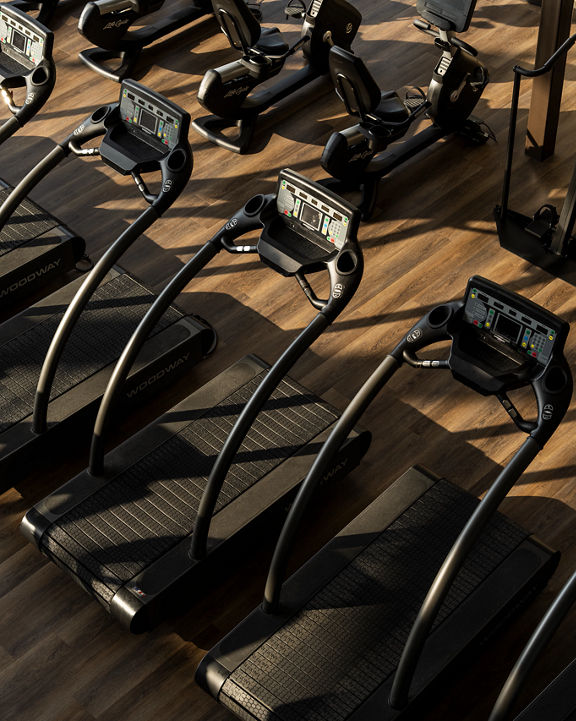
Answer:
197;466;558;721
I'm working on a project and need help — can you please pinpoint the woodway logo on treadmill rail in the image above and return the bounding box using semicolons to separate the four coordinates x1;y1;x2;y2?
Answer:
125;353;190;397
0;259;62;297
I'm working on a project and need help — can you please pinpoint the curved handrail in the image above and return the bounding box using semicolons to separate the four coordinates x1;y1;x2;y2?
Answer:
488;568;576;721
514;32;576;78
190;311;330;560
389;435;541;709
32;204;159;434
263;353;401;613
88;210;264;475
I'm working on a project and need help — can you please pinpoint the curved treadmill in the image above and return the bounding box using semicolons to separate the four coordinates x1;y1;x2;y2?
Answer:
0;79;214;488
196;275;573;720
21;169;371;633
0;5;87;317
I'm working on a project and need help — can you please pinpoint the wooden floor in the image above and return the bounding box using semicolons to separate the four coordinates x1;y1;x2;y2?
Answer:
1;0;576;718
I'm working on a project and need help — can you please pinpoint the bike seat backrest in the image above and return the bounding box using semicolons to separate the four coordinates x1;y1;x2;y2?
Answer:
329;46;381;119
211;0;261;52
416;0;477;32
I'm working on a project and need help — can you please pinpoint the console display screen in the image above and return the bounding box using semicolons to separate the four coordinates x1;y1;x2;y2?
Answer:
120;86;182;151
464;284;559;366
301;204;322;231
494;314;521;344
0;9;46;68
276;176;352;251
12;28;25;53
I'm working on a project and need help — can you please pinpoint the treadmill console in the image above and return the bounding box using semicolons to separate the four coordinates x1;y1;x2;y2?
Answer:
462;277;565;369
0;6;51;70
276;170;354;252
120;81;186;152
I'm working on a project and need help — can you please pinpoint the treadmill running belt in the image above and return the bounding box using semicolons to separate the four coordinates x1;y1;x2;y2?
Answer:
0;273;181;433
219;480;528;721
0;186;60;256
41;373;339;607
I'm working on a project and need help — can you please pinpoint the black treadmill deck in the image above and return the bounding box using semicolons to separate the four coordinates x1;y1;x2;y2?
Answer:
22;356;370;632
0;179;85;313
197;467;558;720
0;267;212;486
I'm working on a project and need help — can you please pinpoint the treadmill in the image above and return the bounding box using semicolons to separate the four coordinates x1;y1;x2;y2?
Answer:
488;567;576;721
196;276;573;720
0;5;86;318
21;169;371;633
0;79;215;489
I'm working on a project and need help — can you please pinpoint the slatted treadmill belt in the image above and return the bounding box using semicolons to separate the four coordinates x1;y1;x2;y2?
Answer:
0;186;59;256
220;481;528;721
41;372;338;607
0;272;181;433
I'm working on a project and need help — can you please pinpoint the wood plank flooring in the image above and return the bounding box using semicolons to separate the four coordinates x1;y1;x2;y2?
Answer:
1;0;576;719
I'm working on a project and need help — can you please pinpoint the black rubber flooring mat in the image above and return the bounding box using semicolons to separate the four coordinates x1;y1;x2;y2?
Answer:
220;480;529;721
41;372;338;607
0;186;60;256
0;272;181;434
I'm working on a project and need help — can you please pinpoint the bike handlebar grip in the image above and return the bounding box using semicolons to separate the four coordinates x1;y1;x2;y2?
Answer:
451;36;477;56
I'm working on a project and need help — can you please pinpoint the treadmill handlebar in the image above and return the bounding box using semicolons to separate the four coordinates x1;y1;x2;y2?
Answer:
488;568;576;721
0;55;56;140
33;203;161;435
190;197;363;560
0;102;116;234
531;355;573;445
261;303;457;613
263;352;401;613
88;198;268;475
390;435;542;709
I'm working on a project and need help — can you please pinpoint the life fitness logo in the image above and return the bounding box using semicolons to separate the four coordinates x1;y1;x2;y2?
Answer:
225;218;238;231
333;282;344;299
345;22;353;33
73;124;85;136
542;403;554;421
162;178;173;193
406;327;422;343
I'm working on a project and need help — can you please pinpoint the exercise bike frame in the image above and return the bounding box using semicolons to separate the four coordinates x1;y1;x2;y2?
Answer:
321;23;490;218
192;0;361;153
78;0;215;82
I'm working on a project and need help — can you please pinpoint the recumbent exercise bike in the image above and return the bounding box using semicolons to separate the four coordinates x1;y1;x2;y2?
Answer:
321;0;491;218
192;0;361;153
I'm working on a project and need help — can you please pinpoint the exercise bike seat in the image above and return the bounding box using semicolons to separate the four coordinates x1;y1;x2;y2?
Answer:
330;46;413;125
254;26;289;56
213;0;288;57
373;90;411;123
